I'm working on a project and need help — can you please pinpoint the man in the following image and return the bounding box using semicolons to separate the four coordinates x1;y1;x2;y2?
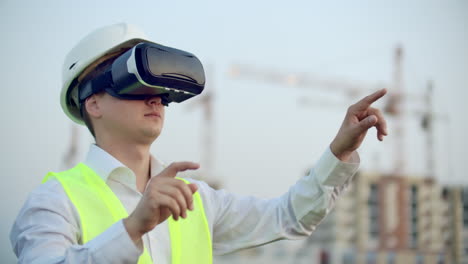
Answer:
10;23;388;263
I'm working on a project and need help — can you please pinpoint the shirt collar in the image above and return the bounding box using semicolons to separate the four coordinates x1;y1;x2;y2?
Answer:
150;155;166;178
84;144;166;189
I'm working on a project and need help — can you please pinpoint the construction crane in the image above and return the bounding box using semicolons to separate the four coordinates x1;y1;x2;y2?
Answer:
419;81;450;179
61;124;80;170
228;46;406;175
187;65;221;189
388;46;405;177
228;63;384;99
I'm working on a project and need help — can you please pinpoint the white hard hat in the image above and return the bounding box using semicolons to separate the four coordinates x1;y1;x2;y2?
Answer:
61;23;150;124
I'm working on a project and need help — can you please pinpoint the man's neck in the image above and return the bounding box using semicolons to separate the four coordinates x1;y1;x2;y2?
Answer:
96;139;152;193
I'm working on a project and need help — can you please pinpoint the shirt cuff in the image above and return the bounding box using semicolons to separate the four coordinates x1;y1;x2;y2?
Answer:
86;220;143;263
313;147;360;187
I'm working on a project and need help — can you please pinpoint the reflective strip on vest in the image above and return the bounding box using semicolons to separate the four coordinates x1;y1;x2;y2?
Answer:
42;163;212;264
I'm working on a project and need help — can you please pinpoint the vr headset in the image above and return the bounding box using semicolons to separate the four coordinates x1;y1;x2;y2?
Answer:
78;42;205;106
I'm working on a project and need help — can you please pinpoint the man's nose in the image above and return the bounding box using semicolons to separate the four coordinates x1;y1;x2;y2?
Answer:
146;96;162;106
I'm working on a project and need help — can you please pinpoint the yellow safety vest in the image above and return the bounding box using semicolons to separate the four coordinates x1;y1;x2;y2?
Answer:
42;163;212;264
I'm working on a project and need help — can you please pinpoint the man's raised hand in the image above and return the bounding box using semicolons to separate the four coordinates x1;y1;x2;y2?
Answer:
330;88;388;162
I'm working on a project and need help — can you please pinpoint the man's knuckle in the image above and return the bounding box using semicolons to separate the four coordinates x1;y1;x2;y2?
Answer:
172;200;181;211
183;185;192;196
169;198;178;209
179;194;188;206
179;200;187;210
175;190;184;201
175;180;186;189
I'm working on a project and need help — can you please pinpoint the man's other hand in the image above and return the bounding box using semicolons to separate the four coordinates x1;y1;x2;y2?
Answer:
123;162;199;247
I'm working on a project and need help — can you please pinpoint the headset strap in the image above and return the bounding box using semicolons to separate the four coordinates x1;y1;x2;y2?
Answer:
78;70;113;103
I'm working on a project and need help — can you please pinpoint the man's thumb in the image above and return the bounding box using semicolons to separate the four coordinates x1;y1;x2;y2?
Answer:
358;115;378;132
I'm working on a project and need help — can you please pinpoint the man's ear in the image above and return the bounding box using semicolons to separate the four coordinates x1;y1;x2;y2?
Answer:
84;94;102;119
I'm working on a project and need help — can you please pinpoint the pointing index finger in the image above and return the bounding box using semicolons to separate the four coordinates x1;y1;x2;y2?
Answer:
357;88;387;109
160;162;200;178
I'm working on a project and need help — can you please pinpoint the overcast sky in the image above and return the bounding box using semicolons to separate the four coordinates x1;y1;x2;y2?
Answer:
1;0;467;262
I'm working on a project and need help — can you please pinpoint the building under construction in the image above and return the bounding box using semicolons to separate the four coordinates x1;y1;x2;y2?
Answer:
215;171;468;264
303;171;468;264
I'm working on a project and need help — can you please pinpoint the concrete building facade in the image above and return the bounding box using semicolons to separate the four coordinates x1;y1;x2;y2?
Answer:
215;171;468;264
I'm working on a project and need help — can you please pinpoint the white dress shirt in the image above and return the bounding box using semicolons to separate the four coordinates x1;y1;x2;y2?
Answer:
10;144;359;264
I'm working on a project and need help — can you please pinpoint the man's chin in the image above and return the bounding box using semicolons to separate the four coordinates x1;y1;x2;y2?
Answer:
139;129;162;142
